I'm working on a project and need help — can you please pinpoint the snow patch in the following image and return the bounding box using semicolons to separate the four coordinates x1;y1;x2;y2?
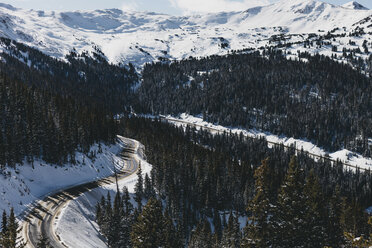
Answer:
165;113;372;171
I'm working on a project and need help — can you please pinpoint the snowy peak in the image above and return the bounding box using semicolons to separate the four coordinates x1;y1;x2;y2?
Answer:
342;1;369;10
0;3;16;11
0;0;370;66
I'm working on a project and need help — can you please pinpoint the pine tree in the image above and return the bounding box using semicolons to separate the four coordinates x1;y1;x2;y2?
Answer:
221;212;240;248
100;192;112;238
163;211;182;248
36;235;50;248
189;219;213;248
108;192;122;248
273;156;307;247
303;170;326;247
326;186;344;247
134;165;143;210
144;173;155;199
131;198;166;248
7;208;18;248
0;210;8;248
212;208;222;241
122;186;133;216
242;158;273;248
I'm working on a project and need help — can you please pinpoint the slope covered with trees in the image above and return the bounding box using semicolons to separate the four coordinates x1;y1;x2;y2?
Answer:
0;37;139;168
0;37;138;112
0;73;117;167
94;117;372;247
137;50;372;156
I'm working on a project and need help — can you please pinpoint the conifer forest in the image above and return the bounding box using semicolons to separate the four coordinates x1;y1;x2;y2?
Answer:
0;2;372;247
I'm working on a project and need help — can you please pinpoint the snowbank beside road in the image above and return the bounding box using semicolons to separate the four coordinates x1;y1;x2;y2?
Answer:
55;139;152;248
0;138;125;217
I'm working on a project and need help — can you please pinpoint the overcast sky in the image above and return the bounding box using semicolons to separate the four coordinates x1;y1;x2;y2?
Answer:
1;0;371;15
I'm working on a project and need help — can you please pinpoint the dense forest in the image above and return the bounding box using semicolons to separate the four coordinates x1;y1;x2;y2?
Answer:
94;117;372;247
0;73;118;167
137;50;372;157
1;38;372;168
0;35;371;247
0;38;139;168
0;37;138;112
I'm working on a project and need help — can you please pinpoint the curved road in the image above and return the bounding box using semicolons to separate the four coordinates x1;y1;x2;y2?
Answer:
20;136;141;248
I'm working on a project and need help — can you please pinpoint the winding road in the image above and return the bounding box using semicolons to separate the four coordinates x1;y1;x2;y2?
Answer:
20;136;141;248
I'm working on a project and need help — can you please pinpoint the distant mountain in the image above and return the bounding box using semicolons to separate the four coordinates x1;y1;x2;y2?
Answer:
0;0;370;66
342;1;369;10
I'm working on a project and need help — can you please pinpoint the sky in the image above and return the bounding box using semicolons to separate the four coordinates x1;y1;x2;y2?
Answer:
0;0;370;15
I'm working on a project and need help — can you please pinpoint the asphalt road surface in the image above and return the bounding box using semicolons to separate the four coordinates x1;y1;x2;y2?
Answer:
20;137;140;248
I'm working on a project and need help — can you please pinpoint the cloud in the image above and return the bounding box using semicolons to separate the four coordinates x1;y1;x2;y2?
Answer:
169;0;270;14
121;0;139;11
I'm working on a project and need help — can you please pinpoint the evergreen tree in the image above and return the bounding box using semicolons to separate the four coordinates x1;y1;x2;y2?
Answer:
8;208;18;248
212;208;222;241
189;219;213;248
163;211;182;248
131;198;169;248
326;186;344;247
0;210;8;248
273;157;307;247
144;173;155;199
242;158;273;248
134;165;143;210
303;170;326;247
122;186;133;215
221;212;240;248
36;235;50;248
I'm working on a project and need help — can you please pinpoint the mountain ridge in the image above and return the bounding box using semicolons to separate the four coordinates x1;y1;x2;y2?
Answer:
0;0;370;66
342;1;369;10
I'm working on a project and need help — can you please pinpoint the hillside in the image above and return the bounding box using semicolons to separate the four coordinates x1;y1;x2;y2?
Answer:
0;0;370;67
0;1;371;247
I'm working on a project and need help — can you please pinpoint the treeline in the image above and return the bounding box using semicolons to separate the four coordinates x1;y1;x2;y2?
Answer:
103;117;372;247
136;50;372;157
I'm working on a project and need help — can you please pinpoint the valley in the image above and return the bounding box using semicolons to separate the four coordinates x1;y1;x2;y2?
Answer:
0;0;370;247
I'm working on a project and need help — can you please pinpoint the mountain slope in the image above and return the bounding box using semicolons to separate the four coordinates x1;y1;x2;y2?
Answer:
342;1;369;10
0;0;370;66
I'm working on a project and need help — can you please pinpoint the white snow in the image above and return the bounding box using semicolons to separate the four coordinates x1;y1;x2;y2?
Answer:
0;0;370;67
342;1;369;10
55;138;152;248
0;138;125;218
164;113;372;171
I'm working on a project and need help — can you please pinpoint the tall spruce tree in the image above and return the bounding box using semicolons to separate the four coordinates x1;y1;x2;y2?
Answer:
134;165;143;210
242;158;273;248
273;156;307;247
303;170;327;247
221;212;241;248
326;186;344;247
131;198;166;248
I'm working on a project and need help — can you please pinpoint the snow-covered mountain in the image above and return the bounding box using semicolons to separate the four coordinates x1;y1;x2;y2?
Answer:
342;1;369;10
0;0;370;66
